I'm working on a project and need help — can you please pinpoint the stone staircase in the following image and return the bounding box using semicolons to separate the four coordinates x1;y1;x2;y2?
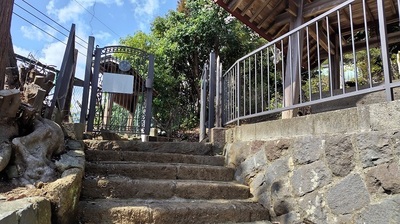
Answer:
78;141;269;223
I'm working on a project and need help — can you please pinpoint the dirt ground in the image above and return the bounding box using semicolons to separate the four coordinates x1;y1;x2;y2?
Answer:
0;179;48;201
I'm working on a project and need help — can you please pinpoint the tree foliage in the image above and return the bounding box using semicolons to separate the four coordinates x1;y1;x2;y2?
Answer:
120;0;265;136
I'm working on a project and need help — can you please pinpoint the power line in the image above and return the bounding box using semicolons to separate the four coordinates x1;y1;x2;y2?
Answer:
20;0;89;45
72;0;121;38
13;12;87;58
14;2;88;50
13;12;67;45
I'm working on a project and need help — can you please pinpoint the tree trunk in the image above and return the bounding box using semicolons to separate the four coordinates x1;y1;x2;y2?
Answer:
0;0;16;90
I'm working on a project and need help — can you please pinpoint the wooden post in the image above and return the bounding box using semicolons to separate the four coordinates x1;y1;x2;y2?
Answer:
282;0;304;119
0;0;15;90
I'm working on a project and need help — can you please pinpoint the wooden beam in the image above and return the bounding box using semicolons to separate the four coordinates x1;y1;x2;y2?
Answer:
257;0;284;29
388;0;397;16
303;0;349;17
250;1;271;23
308;24;336;55
228;0;244;11
214;0;272;40
241;0;257;16
287;0;298;17
273;0;350;29
273;23;289;39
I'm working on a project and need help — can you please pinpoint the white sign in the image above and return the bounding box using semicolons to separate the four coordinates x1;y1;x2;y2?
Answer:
102;72;134;94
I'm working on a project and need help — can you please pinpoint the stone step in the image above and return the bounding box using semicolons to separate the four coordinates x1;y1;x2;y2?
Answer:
78;198;269;224
85;161;235;181
85;150;225;166
84;140;213;155
81;175;250;200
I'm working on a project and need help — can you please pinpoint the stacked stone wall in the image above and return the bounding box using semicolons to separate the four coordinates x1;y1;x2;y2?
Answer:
222;100;400;224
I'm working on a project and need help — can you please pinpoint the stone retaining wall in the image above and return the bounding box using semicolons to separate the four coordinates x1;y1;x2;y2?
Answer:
221;100;400;224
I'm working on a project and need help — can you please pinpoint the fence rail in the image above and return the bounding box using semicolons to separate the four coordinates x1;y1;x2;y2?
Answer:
217;0;400;126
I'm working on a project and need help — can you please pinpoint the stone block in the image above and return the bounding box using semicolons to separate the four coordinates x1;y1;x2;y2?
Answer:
327;174;370;215
264;139;291;161
253;157;291;209
292;136;323;165
291;161;332;196
298;191;327;224
355;195;400;224
238;123;256;141
0;142;12;172
270;179;295;217
366;162;400;194
0;197;51;224
324;134;355;176
44;168;83;224
313;107;359;135
356;132;393;168
225;141;251;167
367;100;400;131
210;127;226;154
235;149;268;184
0;89;20;118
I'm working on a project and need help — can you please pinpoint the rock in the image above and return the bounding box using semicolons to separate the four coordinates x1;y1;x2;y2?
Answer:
271;211;299;224
62;123;84;140
0;89;20;118
327;174;370;215
355;195;400;224
292;136;323;165
44;168;83;224
250;157;291;209
271;179;295;217
11;118;65;185
291;161;332;196
21;83;46;112
55;150;85;173
366;162;400;194
66;140;84;151
0;142;12;172
223;141;251;167
298;191;327;224
235;149;268;184
264;139;291;161
0;197;51;224
324;135;355;177
356;132;393;168
5;165;18;178
0;120;19;173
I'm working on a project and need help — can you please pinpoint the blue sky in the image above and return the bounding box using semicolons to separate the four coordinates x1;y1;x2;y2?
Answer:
11;0;177;79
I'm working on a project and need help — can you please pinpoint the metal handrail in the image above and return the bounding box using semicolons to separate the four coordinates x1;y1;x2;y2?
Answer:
219;0;400;126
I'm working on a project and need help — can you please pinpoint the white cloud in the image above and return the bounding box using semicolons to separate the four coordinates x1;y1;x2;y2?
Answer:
21;25;46;41
47;0;125;24
39;41;66;68
94;31;112;40
130;0;159;16
13;45;36;58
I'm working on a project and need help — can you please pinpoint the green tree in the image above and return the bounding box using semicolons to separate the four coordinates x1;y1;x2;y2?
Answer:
120;0;265;136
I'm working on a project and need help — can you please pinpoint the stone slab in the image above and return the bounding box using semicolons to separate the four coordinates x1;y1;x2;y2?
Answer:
78;198;269;224
0;197;51;224
82;176;249;200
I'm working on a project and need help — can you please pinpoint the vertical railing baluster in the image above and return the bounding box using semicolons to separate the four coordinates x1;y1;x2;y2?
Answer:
316;21;322;99
349;4;358;91
362;0;372;88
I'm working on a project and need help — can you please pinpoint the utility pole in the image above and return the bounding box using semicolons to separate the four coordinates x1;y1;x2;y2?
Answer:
0;0;16;90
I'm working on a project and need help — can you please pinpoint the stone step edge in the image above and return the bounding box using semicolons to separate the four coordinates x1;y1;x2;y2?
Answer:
79;197;259;205
85;160;232;169
85;150;225;166
83;175;245;185
79;198;269;223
